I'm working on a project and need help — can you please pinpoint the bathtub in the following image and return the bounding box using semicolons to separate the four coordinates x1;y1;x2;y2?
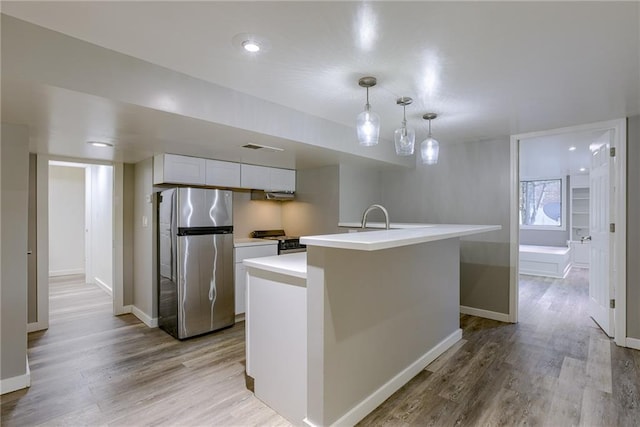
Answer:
519;244;571;278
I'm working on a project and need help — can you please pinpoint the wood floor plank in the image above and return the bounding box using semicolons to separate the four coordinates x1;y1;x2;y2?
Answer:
586;336;613;393
424;338;467;373
580;386;617;427
436;341;501;403
610;341;640;426
545;380;583;426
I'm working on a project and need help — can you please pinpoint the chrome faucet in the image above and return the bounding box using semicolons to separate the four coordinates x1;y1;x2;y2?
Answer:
361;204;390;230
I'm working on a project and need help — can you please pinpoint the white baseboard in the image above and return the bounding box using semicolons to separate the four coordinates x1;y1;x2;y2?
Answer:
27;321;48;333
117;304;133;316
94;277;112;296
307;328;462;427
1;357;31;395
49;268;84;277
235;313;246;323
626;337;640;350
460;305;510;323
131;305;158;328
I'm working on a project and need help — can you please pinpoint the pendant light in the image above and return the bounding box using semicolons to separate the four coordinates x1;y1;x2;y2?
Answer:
394;97;415;156
356;76;380;146
420;113;439;165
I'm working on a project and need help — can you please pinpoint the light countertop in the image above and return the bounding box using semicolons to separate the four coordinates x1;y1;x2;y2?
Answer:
300;224;501;251
243;252;307;279
338;222;437;229
234;238;279;248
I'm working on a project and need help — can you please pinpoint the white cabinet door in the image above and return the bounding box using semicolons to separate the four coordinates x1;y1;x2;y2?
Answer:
235;263;247;314
235;245;278;261
234;244;278;314
269;168;296;192
572;241;590;266
241;164;296;191
205;159;241;188
154;154;206;185
240;164;270;190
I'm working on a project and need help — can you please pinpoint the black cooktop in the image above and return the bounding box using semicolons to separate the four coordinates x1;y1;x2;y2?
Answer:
251;229;297;240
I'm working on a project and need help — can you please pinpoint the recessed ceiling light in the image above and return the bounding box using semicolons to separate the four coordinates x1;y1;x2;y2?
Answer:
242;40;260;53
579;167;586;172
87;141;113;148
569;146;577;151
232;33;271;54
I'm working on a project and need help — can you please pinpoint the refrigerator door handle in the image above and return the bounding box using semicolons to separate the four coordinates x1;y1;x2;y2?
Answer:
177;226;233;236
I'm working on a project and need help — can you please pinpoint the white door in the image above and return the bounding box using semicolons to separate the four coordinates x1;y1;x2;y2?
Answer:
589;142;614;336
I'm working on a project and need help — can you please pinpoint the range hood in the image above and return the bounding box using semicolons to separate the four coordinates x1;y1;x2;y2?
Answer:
250;190;295;201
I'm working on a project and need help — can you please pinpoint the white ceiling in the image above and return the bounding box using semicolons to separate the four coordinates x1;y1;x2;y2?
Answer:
1;1;639;167
519;129;610;178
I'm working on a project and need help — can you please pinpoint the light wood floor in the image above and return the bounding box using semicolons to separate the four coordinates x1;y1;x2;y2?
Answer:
2;270;639;426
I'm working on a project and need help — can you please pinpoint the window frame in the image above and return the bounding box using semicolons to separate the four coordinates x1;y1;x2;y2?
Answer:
519;175;567;231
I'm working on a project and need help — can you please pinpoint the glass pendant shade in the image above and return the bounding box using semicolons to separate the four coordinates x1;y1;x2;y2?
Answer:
420;113;439;165
357;105;380;146
394;123;415;155
420;136;439;165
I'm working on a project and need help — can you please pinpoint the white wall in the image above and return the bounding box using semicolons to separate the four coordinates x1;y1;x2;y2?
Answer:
28;155;37;323
381;138;512;315
233;192;283;238
133;158;156;320
1;123;29;393
338;164;383;223
89;165;113;291
519;137;584;246
282;166;341;237
123;163;135;306
627;115;640;339
48;165;85;276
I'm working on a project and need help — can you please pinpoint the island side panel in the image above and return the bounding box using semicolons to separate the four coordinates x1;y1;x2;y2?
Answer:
306;238;461;426
247;267;307;424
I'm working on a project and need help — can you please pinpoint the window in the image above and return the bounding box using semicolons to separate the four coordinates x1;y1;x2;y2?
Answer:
519;178;564;229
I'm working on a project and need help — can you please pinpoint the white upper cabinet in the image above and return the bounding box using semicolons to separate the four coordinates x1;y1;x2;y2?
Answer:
270;168;296;192
240;164;271;190
154;154;206;185
154;154;295;192
205;159;241;188
241;164;295;192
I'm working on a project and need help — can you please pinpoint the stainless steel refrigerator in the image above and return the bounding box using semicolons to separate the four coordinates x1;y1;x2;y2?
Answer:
158;187;234;339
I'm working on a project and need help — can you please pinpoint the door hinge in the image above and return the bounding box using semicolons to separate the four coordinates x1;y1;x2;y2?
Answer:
610;299;615;309
610;147;616;157
610;223;616;233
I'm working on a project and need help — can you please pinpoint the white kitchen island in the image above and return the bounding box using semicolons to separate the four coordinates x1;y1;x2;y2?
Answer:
244;224;500;426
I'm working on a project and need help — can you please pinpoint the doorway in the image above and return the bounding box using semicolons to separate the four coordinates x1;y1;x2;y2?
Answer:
28;156;125;333
509;119;627;346
48;160;114;311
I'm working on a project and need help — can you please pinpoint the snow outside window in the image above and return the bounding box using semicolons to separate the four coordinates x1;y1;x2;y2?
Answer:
519;178;564;229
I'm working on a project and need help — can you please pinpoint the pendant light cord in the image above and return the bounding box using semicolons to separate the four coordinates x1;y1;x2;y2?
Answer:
365;87;370;110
